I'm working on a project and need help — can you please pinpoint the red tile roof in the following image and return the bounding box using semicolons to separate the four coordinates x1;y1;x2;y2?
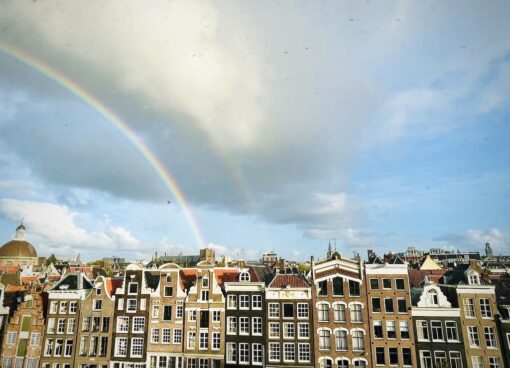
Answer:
105;278;123;296
269;274;309;288
408;269;447;288
214;269;239;285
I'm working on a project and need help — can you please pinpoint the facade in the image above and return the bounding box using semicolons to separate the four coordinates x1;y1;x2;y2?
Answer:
442;261;504;368
40;272;93;368
182;261;236;368
110;264;154;368
311;251;370;368
265;273;314;368
494;279;510;367
0;224;39;267
410;280;466;368
146;263;187;368
75;276;121;368
1;291;44;368
224;266;269;367
365;256;415;368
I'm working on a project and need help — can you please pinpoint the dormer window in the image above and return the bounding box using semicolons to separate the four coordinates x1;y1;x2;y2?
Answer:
427;289;438;305
202;277;209;289
468;274;480;285
128;282;138;294
240;272;250;282
166;274;172;283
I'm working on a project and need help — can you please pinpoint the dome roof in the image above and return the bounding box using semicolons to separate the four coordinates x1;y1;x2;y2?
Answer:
0;239;37;258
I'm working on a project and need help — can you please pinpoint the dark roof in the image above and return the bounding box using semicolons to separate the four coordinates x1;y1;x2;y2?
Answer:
50;273;93;291
268;274;310;288
494;279;510;306
410;288;423;306
250;265;274;284
144;271;160;290
392;256;405;264
367;256;383;264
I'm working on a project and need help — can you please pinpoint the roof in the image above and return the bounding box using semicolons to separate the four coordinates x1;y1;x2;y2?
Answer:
250;265;274;284
214;269;239;286
0;240;37;258
494;279;510;306
180;269;198;290
105;277;123;296
408;269;447;288
268;274;310;288
49;272;93;291
144;271;160;290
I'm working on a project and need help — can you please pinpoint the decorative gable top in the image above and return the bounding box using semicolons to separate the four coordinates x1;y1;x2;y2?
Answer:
417;284;451;308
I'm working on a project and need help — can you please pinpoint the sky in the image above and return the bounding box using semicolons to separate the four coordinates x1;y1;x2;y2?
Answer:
0;0;509;262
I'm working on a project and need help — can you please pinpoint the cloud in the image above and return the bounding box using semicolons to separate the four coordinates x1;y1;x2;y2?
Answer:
434;228;508;253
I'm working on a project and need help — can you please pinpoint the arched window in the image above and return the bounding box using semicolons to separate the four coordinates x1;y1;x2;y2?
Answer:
318;303;330;322
318;329;331;350
350;303;362;322
334;303;346;322
337;359;349;368
319;358;333;368
335;330;348;351
239;272;250;282
427;289;438;305
352;330;365;351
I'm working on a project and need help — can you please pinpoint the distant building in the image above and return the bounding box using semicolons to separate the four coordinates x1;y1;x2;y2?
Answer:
261;252;278;267
0;224;39;267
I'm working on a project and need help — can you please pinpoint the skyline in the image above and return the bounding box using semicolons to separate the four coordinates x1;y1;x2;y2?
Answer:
0;1;509;261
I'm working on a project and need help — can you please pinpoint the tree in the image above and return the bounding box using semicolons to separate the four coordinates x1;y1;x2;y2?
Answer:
45;253;57;266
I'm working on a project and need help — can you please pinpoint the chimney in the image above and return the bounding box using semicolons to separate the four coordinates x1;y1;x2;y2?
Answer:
278;258;285;273
237;259;245;269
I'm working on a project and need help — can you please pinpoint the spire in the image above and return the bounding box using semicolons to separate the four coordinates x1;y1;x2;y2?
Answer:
327;241;332;258
15;221;26;240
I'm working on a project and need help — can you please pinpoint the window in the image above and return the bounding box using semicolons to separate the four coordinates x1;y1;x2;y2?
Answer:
464;298;475;317
387;320;396;339
227;317;237;334
226;343;237;363
371;298;381;312
187;331;196;349
396;278;405;290
57;318;65;333
472;356;483;368
93;299;102;310
59;301;67;314
417;320;429;340
81;317;90;332
212;310;220;322
130;337;143;357
446;321;459;341
298;343;310;362
350;303;362;322
132;317;145;333
49;301;58;314
151;328;160;343
240;295;249;309
239;343;249;364
176;304;183;318
318;280;328;296
7;332;17;344
352;332;365;352
376;347;385;365
269;343;280;361
334;303;346;321
468;274;480;285
427;289;438;305
162;305;172;321
117;298;124;311
450;351;462;368
198;310;209;329
252;295;262;309
212;332;220;350
283;322;295;338
398;298;407;313
201;290;209;300
389;347;399;365
162;328;171;343
485;326;497;348
116;317;129;333
174;329;183;344
252;317;262;335
26;359;38;368
354;361;367;368
370;278;379;290
489;357;501;368
335;329;348;350
400;320;410;339
283;343;295;362
297;303;308;318
30;333;41;346
240;272;250;282
199;360;209;368
115;337;127;357
127;299;137;312
199;331;208;349
152;301;160;318
69;301;77;314
283;303;294;318
202;276;209;288
164;286;173;297
434;351;447;366
166;273;172;282
269;322;279;338
420;351;432;368
79;336;87;356
385;298;394;313
403;348;413;366
47;318;55;334
318;303;330;322
189;310;197;322
298;323;309;338
92;316;100;332
54;338;63;356
383;278;392;289
102;316;109;332
253;343;263;364
333;277;343;295
227;295;237;309
349;280;360;296
239;317;249;335
269;303;279;318
318;329;331;350
128;282;138;294
431;321;443;341
44;338;53;357
373;320;383;338
480;299;492;318
2;358;12;368
468;326;480;347
188;359;197;368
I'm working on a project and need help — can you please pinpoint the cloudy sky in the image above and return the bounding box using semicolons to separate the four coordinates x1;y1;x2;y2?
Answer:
0;1;509;261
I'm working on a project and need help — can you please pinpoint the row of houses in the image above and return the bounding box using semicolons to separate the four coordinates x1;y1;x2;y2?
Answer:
0;249;509;368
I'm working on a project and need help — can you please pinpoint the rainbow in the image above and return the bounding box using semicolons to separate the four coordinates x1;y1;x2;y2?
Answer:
0;42;207;248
